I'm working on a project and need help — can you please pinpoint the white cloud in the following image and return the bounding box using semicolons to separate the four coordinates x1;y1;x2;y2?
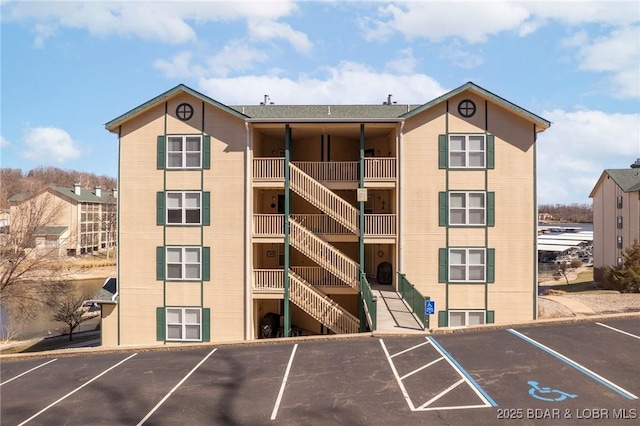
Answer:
0;135;9;148
384;48;419;74
363;1;531;43
21;127;81;164
537;109;640;204
247;19;312;53
573;25;640;98
197;61;447;105
3;1;299;45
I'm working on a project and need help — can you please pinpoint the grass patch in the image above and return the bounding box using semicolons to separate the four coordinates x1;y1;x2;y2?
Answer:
0;332;99;355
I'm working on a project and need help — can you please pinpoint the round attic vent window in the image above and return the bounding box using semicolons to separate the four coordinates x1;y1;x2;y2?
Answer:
176;103;194;121
458;99;476;118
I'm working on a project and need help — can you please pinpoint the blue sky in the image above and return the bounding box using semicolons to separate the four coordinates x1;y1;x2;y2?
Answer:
1;0;638;205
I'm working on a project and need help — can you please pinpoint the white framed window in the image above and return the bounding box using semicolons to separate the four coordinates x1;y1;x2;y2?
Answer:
449;248;486;282
449;310;485;327
449;134;485;168
167;135;202;169
166;247;201;280
166;192;201;224
449;192;485;225
166;307;202;341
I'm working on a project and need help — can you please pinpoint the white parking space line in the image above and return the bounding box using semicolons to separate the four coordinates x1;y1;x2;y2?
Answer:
17;353;137;426
380;338;494;412
508;329;638;400
596;322;640;340
400;357;443;380
0;359;57;387
379;339;416;411
390;340;431;358
137;348;217;426
270;343;298;421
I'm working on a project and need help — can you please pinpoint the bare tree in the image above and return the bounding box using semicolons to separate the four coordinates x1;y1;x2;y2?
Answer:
47;291;98;341
0;189;78;324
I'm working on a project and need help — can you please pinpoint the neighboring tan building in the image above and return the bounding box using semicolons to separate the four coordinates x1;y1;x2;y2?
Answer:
8;184;117;256
103;82;550;346
589;162;640;285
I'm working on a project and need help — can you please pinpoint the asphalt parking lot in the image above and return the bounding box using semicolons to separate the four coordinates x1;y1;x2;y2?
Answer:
1;316;639;425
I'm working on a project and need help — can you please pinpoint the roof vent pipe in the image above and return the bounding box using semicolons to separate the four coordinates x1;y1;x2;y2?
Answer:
260;95;274;105
383;94;397;105
631;158;640;168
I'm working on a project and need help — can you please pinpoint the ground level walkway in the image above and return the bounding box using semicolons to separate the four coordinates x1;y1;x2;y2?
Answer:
370;283;426;333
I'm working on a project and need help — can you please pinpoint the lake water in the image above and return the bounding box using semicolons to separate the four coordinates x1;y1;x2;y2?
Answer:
0;277;107;340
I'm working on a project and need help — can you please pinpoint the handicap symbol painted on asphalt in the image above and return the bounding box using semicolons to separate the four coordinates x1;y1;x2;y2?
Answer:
528;381;578;402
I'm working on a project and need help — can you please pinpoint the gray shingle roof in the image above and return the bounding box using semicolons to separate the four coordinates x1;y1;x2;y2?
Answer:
230;104;421;119
106;81;550;129
35;226;68;236
604;169;640;192
51;186;115;204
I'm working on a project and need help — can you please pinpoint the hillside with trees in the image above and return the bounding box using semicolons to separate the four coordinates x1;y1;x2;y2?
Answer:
538;203;593;223
0;167;116;208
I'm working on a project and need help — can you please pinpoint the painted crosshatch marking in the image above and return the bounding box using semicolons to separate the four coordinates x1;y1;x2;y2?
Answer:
176;102;194;121
457;99;476;118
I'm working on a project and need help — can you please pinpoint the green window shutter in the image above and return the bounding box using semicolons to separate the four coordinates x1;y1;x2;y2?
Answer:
486;310;495;324
202;308;211;342
487;192;495;227
438;310;448;327
156;246;165;280
438;134;447;169
486;134;495;169
439;192;448;226
157;136;166;169
157;192;165;225
438;248;447;283
203;135;211;170
202;192;211;226
156;307;166;341
202;247;211;281
487;248;495;283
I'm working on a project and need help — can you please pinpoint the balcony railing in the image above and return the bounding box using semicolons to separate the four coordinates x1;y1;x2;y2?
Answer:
253;158;285;181
293;161;358;181
253;269;284;291
291;214;352;234
291;266;351;287
364;214;396;237
253;158;396;182
364;158;396;180
252;214;284;236
252;213;396;237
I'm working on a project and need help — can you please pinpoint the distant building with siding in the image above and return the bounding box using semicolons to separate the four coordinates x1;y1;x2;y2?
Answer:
590;162;640;285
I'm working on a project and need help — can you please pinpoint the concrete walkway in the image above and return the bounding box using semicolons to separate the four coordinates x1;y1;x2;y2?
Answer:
371;284;426;333
538;295;596;316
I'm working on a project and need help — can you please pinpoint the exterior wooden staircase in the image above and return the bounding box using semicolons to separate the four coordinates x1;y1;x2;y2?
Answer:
289;163;359;233
289;218;359;289
289;270;360;334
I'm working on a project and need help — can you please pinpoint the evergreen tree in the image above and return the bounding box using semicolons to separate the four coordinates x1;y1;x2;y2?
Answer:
604;240;640;293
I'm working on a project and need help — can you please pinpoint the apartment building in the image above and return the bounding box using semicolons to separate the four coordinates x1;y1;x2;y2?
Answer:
103;82;549;346
8;184;116;256
590;163;640;285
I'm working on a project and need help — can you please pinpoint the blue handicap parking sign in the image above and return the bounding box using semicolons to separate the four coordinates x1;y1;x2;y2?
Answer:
425;300;435;315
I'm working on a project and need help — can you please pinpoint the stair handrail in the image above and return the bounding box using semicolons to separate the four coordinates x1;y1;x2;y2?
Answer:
289;163;359;233
397;272;429;329
289;218;359;288
289;270;360;334
360;272;377;331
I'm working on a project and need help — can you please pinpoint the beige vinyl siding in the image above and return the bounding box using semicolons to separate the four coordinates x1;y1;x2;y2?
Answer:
201;102;246;342
400;104;447;291
101;305;118;346
486;101;536;323
118;104;165;345
165;282;202;306
448;285;485;308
